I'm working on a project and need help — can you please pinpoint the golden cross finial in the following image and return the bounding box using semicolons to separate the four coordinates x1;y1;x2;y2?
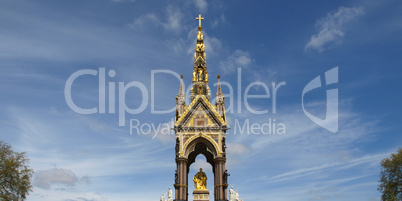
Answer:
196;14;204;27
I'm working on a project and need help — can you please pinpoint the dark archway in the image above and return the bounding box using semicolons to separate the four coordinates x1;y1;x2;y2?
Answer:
186;137;217;171
188;154;213;199
175;136;227;201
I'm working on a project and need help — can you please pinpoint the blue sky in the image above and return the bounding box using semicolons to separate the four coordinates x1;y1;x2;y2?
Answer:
0;0;401;201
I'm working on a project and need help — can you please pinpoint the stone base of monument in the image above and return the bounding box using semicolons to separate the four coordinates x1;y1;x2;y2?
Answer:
193;189;209;201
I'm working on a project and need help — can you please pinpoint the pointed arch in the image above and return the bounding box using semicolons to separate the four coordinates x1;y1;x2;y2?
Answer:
184;135;218;169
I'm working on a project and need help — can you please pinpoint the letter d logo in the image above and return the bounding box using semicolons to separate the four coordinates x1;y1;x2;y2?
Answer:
302;67;338;133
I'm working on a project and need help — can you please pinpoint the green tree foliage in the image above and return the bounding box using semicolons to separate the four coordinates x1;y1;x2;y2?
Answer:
0;141;34;200
378;148;402;201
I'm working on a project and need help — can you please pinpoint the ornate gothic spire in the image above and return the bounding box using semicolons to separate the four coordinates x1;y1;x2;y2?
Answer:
178;74;185;97
216;74;225;117
194;14;206;68
191;14;210;100
176;74;185;118
216;74;223;96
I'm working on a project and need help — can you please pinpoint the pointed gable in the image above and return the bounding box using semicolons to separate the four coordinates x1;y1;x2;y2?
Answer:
175;95;226;127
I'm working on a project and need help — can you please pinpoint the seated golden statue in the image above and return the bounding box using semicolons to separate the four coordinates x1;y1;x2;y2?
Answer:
193;168;207;190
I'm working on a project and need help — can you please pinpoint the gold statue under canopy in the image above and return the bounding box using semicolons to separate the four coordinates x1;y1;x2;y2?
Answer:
193;168;207;190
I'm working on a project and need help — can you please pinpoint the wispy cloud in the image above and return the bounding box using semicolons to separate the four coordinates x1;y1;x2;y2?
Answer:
258;152;387;183
30;188;111;201
225;97;385;201
3;106;176;200
204;35;223;57
193;0;208;13
305;7;364;52
0;3;159;63
226;143;251;167
219;50;252;74
129;13;159;29
211;14;226;28
129;6;184;34
33;168;83;189
162;6;184;33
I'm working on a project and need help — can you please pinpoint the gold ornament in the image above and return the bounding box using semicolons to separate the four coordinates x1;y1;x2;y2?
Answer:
193;168;207;190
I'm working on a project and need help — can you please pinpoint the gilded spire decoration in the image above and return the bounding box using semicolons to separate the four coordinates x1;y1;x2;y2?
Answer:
191;14;210;100
196;14;204;27
194;14;206;66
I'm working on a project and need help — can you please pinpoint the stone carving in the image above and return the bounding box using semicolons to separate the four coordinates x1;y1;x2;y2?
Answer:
229;186;235;201
229;187;243;201
223;169;229;184
216;96;223;104
167;187;173;201
222;137;226;152
160;194;165;201
193;194;209;200
193;168;207;190
174;170;178;185
175;138;179;155
178;96;185;105
198;85;203;94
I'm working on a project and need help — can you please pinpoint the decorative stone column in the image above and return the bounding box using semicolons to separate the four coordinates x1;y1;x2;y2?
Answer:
174;157;188;201
214;157;227;201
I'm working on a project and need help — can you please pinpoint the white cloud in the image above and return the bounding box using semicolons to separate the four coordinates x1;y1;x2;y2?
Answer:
0;3;161;63
129;13;159;29
219;50;252;74
80;175;92;185
129;6;184;34
223;95;387;201
29;188;111;201
148;120;176;144
305;7;364;52
193;0;208;13
227;143;250;156
211;14;226;28
162;6;183;33
4;107;174;176
259;153;387;183
33;168;79;189
226;143;251;167
204;35;222;57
